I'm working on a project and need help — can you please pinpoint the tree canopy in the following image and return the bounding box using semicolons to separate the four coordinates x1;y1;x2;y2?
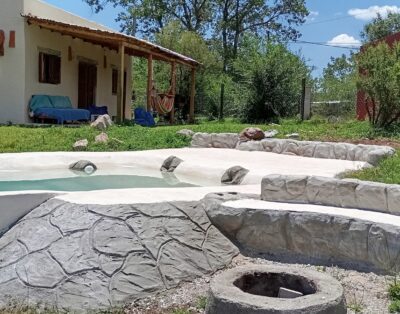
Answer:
361;13;400;43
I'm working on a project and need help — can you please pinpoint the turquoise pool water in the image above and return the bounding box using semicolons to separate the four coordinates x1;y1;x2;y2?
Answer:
0;175;197;192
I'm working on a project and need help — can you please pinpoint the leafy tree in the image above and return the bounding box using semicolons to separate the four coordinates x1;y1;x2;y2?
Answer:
233;37;310;123
83;0;212;35
314;54;357;117
361;13;400;43
357;42;400;128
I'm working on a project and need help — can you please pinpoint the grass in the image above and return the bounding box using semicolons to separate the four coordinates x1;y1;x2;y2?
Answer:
2;117;400;184
389;276;400;313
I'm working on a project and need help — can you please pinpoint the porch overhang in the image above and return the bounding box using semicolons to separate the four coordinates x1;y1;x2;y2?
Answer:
23;14;200;68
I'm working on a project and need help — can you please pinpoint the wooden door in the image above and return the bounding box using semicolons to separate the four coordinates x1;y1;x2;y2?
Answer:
78;62;97;109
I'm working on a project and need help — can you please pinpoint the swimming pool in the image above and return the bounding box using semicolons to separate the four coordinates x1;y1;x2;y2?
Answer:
0;173;197;192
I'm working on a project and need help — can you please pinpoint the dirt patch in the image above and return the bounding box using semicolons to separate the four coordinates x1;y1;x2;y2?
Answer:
127;255;390;314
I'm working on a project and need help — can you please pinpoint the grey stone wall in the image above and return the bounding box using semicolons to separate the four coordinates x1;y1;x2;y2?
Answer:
191;133;395;165
203;193;400;273
261;174;400;215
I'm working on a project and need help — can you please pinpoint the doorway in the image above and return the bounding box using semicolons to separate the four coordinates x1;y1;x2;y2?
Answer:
78;62;97;109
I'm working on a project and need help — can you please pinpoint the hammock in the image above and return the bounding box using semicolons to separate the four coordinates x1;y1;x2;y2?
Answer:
151;85;175;115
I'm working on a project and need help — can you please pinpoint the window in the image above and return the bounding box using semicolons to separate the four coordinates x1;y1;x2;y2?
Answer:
39;52;61;84
112;69;118;95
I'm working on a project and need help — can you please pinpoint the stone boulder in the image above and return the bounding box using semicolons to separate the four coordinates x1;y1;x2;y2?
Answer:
69;160;97;174
239;127;265;142
95;132;109;144
91;115;113;131
177;129;195;137
160;156;183;173
264;129;279;138
221;166;249;185
73;139;88;151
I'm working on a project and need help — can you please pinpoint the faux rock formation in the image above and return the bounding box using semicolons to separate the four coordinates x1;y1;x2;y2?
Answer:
160;156;183;173
264;129;279;138
72;139;88;151
0;199;238;311
91;115;113;131
221;166;249;185
239;127;265;142
69;160;97;174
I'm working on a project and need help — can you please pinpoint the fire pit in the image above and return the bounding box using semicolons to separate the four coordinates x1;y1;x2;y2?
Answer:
206;265;346;314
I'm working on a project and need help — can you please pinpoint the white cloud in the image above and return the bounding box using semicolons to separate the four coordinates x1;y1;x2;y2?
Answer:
307;11;319;21
348;5;400;21
327;34;361;47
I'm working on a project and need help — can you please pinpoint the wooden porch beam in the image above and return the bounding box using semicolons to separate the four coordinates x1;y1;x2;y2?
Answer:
189;67;196;123
117;42;125;123
147;54;153;112
170;62;176;124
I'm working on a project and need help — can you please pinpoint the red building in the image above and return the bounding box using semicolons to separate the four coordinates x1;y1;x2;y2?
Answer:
356;31;400;120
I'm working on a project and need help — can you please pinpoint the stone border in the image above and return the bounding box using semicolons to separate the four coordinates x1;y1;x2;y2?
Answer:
191;133;395;165
262;174;400;215
203;193;400;273
206;265;346;314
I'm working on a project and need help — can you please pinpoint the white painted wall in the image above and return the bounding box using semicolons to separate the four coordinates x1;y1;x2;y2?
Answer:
0;0;27;124
0;0;133;124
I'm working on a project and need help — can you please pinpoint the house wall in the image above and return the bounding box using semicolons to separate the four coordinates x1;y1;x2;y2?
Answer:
0;0;27;124
24;25;132;120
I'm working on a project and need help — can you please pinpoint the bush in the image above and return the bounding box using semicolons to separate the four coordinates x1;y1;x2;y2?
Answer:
233;39;310;123
357;42;400;129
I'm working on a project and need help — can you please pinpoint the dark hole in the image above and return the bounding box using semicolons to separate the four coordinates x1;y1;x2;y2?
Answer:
234;272;317;298
228;192;238;195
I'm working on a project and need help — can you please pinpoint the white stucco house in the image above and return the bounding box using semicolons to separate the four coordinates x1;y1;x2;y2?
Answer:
0;0;198;124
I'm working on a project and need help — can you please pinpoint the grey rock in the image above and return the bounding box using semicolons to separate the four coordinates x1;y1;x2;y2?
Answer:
236;141;264;151
334;143;348;160
95;132;109;144
356;181;388;212
221;166;249;185
69;160;97;174
264;129;279;138
387;185;400;214
211;133;239;148
160;155;183;173
16;252;65;288
90;114;113;131
0;241;27;268
133;203;186;218
313;143;333;159
88;204;139;220
73;139;88;151
191;133;213;148
172;202;211;231
337;179;359;208
92;219;142;257
285;133;300;139
177;129;194;137
367;148;393;166
306;176;339;207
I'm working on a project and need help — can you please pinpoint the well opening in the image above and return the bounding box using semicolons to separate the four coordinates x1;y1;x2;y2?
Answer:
233;272;317;298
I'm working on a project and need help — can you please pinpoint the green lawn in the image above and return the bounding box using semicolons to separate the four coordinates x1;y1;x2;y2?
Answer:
0;118;399;184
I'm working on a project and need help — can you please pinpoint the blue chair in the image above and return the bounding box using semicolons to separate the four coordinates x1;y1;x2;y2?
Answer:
134;108;155;127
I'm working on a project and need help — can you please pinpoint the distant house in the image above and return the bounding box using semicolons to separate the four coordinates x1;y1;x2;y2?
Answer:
0;0;198;124
356;31;400;120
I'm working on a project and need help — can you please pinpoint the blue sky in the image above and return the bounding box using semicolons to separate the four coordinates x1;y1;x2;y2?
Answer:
42;0;400;76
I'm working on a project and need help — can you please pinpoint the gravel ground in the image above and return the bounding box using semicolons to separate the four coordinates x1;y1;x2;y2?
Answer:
127;255;391;314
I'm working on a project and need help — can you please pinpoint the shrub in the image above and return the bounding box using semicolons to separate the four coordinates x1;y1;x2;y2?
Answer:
357;42;400;129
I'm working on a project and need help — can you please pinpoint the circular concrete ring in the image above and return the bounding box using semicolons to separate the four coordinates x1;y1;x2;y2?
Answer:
206;265;346;314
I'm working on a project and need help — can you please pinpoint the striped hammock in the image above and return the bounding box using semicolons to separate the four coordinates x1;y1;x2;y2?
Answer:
151;86;175;115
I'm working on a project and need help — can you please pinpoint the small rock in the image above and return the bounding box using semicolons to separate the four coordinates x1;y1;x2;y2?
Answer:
95;132;109;144
239;127;265;142
161;156;183;173
264;129;279;138
73;139;88;151
177;129;194;137
221;166;249;185
286;133;300;139
91;115;113;131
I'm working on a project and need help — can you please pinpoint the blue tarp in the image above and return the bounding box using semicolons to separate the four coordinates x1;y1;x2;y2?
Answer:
134;108;155;127
34;108;91;124
29;95;90;124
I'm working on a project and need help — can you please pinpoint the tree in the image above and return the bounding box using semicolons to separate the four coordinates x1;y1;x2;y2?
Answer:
213;0;308;119
83;0;212;36
357;42;400;128
314;54;357;117
361;13;400;43
233;37;310;123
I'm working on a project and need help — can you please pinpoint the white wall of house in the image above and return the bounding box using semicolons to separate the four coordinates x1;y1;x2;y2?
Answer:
0;0;27;124
0;0;133;124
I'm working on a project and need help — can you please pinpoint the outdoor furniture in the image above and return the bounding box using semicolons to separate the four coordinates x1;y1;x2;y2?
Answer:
29;95;90;124
134;108;155;127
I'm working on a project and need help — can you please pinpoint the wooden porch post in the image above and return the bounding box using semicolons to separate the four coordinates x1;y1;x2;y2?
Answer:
147;54;153;112
189;67;196;123
170;61;176;124
117;43;125;123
